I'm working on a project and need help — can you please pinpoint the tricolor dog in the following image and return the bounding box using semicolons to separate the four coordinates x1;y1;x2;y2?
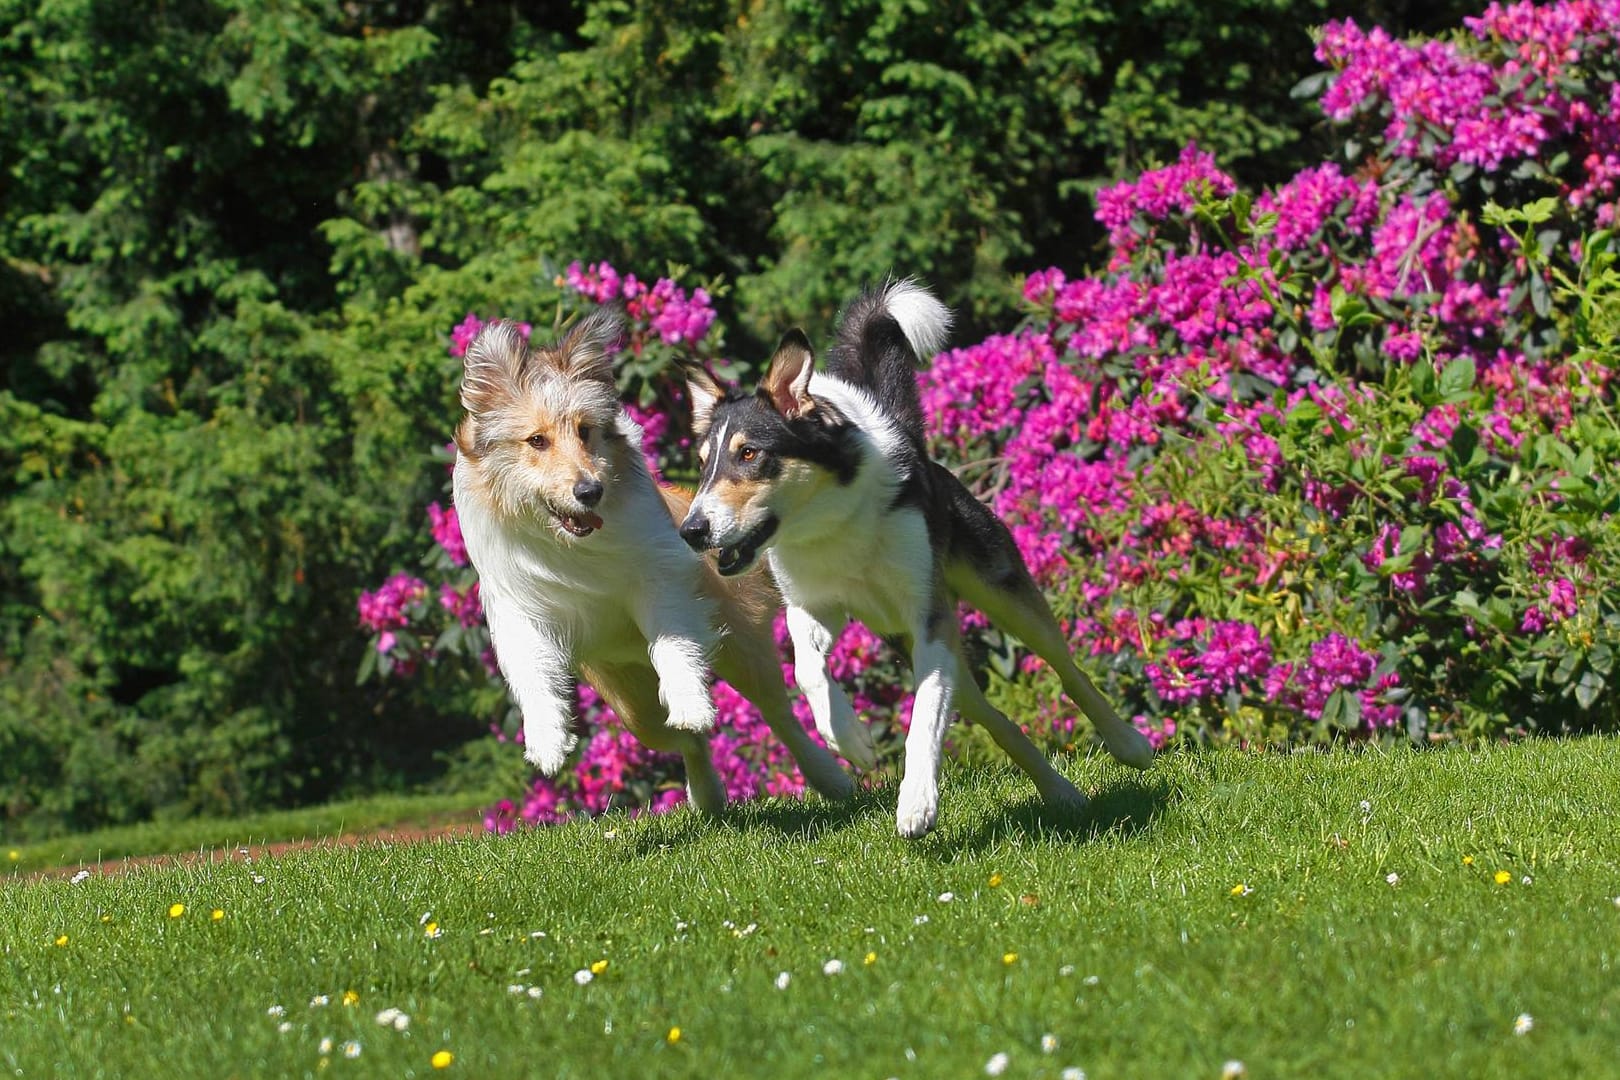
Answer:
678;281;1153;837
452;312;854;813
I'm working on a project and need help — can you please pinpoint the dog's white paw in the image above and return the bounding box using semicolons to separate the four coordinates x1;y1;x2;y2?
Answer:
1105;724;1156;771
522;728;577;776
664;688;717;733
895;777;939;839
1039;774;1090;813
827;704;878;772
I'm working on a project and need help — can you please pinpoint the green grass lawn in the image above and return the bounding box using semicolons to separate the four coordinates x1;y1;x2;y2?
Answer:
4;741;1619;1078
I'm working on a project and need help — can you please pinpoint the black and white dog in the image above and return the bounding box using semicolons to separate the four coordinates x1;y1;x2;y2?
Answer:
677;281;1154;838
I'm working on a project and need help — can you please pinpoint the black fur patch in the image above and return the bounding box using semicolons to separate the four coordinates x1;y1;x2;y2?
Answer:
699;394;863;487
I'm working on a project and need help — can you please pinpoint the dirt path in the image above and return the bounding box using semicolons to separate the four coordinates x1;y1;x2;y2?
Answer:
21;821;487;883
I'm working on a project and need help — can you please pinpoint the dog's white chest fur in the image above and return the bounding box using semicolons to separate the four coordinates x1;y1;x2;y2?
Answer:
769;504;931;636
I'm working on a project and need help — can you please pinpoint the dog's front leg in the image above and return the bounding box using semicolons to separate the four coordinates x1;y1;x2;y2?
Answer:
485;601;578;775
895;635;957;839
785;605;877;771
637;601;718;733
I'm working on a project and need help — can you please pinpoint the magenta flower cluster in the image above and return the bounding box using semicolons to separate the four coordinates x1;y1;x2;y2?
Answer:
564;261;717;345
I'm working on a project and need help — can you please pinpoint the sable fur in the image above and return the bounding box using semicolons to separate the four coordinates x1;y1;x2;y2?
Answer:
453;313;854;814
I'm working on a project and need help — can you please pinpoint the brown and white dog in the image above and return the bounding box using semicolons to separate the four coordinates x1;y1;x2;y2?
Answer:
451;312;854;813
677;281;1153;837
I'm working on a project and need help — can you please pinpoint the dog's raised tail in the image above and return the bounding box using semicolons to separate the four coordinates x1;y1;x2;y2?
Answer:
883;278;952;368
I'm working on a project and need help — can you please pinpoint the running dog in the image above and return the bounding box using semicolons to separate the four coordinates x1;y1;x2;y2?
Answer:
677;281;1154;837
452;312;855;814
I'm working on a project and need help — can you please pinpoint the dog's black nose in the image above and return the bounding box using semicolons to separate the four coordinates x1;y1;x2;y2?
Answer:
678;512;710;551
574;478;604;507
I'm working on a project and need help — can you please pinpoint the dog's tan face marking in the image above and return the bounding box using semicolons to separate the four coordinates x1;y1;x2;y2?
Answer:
727;431;748;456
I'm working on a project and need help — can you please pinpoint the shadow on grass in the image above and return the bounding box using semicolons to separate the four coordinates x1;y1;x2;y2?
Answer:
629;768;1176;855
932;772;1177;856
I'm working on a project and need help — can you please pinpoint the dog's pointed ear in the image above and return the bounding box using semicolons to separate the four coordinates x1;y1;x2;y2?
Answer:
461;320;530;415
759;329;816;420
556;308;623;387
679;359;727;439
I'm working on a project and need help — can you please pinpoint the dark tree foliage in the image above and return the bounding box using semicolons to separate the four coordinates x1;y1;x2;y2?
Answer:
0;0;1473;835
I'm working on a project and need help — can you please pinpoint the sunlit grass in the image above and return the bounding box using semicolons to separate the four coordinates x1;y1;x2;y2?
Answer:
5;741;1619;1078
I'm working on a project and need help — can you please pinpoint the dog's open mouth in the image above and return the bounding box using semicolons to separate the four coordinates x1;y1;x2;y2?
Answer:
716;516;778;576
551;506;604;538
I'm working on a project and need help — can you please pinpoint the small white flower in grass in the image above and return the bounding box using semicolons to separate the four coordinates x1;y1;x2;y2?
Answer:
985;1051;1010;1076
267;1005;285;1018
775;972;791;990
530;930;547;939
822;959;845;976
1522;876;1533;886
70;870;90;885
251;874;266;885
507;985;525;995
1041;1034;1059;1054
574;969;594;986
1386;873;1400;887
277;1021;293;1034
938;892;954;903
375;1008;400;1027
1061;1069;1087;1080
310;994;329;1008
1222;1060;1248;1079
914;915;930;926
527;987;543;1000
1513;1013;1534;1036
419;911;432;926
342;1040;362;1059
318;1037;333;1055
515;968;531;977
1083;975;1100;986
393;1013;410;1032
1058;965;1075;977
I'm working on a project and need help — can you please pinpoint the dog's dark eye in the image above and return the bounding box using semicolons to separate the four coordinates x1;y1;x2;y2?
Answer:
739;446;759;463
527;433;550;451
577;424;592;443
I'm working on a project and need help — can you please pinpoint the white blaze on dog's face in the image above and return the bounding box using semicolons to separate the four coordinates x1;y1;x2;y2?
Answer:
680;332;859;575
454;313;625;540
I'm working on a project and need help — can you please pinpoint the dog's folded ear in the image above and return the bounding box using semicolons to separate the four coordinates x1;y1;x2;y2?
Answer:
461;320;531;415
555;308;624;387
679;359;727;439
760;329;816;420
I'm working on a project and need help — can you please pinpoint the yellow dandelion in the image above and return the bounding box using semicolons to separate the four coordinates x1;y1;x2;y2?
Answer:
211;909;225;922
590;959;609;975
1002;952;1019;966
54;934;69;947
424;921;442;939
1494;870;1512;885
1230;883;1252;897
431;1050;454;1069
1462;855;1475;866
342;990;360;1006
988;873;1004;888
7;849;18;861
667;1026;682;1044
168;903;185;918
100;914;112;924
864;951;877;966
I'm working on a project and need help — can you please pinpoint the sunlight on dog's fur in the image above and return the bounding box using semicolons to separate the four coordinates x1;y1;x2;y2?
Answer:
679;281;1154;838
452;312;854;813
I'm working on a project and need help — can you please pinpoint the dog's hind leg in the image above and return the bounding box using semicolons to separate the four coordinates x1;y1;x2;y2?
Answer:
953;665;1088;812
949;566;1155;770
712;639;856;801
583;661;726;816
784;605;878;771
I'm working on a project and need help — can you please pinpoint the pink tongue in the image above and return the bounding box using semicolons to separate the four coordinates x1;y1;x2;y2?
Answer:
579;511;604;531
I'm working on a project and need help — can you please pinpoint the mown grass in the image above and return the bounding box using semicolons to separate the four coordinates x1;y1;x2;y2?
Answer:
2;791;496;875
4;741;1619;1078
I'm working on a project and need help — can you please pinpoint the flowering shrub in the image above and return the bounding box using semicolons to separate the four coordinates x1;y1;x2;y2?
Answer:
363;0;1620;829
924;0;1620;747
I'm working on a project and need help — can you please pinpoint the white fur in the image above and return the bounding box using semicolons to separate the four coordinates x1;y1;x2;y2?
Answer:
455;413;720;770
882;278;952;363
